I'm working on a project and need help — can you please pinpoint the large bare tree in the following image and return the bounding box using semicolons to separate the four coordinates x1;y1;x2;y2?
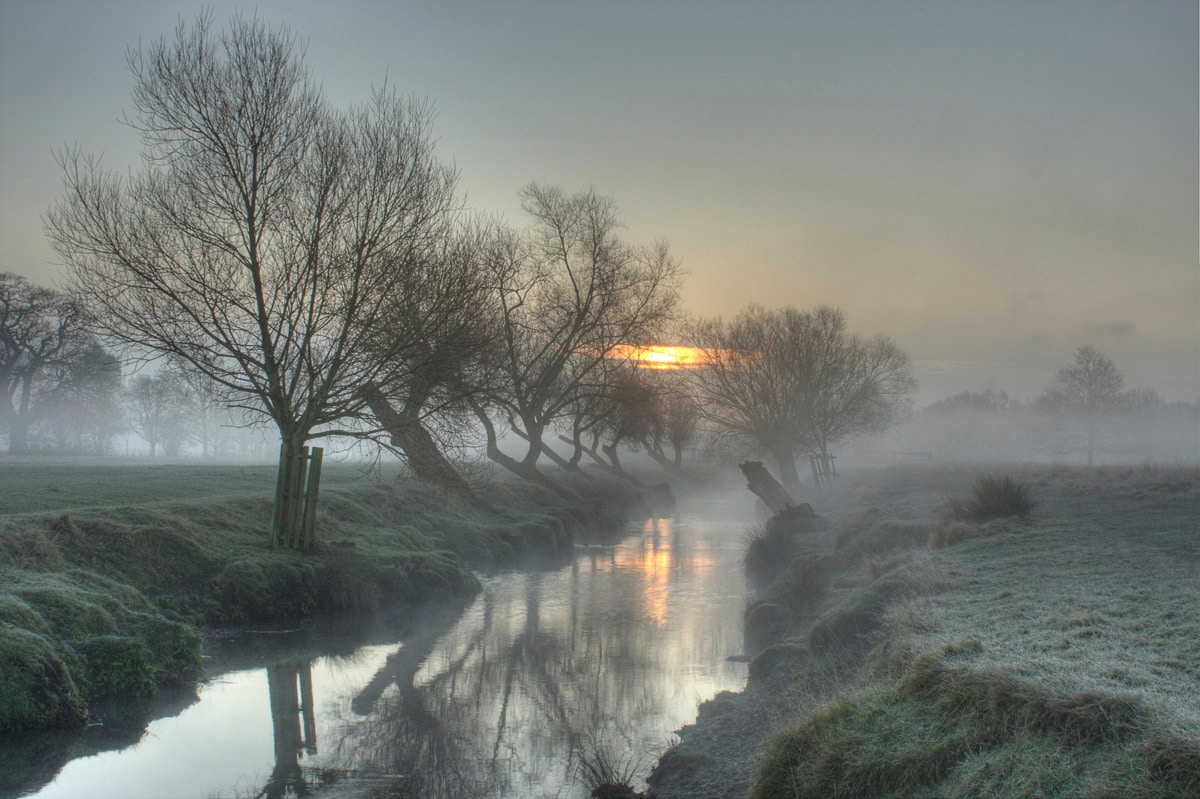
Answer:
468;184;681;490
46;13;458;546
689;305;915;494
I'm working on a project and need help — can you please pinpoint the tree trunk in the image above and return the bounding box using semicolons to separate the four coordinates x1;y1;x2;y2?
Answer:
601;440;640;484
644;438;687;478
360;382;479;500
565;433;584;468
740;460;797;515
773;446;802;496
5;416;31;454
540;439;581;473
1086;416;1096;467
271;434;320;550
468;401;573;498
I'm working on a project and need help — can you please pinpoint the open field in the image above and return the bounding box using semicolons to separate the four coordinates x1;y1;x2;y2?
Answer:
650;463;1200;798
0;457;642;734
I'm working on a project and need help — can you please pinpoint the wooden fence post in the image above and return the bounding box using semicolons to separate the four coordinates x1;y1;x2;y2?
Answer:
301;447;323;551
271;443;290;548
286;447;309;548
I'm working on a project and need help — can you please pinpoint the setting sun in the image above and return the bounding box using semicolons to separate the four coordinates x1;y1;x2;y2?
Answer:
608;344;711;370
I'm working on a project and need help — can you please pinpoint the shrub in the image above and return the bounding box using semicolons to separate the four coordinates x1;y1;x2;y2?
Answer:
944;475;1037;521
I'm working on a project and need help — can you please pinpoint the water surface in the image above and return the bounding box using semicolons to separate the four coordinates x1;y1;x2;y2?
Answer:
14;487;754;799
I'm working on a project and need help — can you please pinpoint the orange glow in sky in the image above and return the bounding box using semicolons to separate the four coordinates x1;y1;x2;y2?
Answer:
608;344;712;370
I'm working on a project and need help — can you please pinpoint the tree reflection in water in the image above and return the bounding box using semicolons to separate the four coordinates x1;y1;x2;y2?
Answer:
263;661;317;798
253;508;746;799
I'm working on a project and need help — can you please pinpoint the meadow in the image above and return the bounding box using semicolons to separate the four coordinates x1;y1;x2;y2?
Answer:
651;462;1199;798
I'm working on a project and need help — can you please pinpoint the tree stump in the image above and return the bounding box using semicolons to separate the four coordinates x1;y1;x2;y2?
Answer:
740;461;797;515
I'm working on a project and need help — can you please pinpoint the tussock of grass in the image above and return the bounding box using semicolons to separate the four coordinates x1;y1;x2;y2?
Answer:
576;740;653;799
742;523;795;586
945;474;1038;521
928;519;981;549
776;551;832;616
748;640;807;681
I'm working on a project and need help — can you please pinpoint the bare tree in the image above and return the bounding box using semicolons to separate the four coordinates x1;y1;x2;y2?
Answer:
0;273;87;454
641;371;701;475
46;13;458;545
355;217;499;497
40;341;125;454
125;370;194;457
553;355;638;476
1035;345;1127;466
467;185;681;490
592;365;661;478
689;305;915;494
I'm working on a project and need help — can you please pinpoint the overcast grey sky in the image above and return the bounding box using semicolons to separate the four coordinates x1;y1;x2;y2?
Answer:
2;0;1196;403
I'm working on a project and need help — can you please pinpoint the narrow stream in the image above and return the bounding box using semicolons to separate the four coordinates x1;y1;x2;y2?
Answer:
10;487;755;799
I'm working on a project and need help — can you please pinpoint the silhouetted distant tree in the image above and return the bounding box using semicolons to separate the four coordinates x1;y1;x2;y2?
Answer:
646;373;701;474
125;371;194;457
1035;345;1127;466
1;272;88;453
467;185;681;491
925;388;1020;415
689;305;915;494
914;388;1031;460
46;12;458;546
39;342;124;453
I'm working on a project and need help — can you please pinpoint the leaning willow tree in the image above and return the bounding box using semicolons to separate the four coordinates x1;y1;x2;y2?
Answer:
47;13;458;548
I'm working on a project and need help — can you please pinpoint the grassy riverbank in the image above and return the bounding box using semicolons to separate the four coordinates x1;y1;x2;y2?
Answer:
0;458;648;734
650;463;1199;798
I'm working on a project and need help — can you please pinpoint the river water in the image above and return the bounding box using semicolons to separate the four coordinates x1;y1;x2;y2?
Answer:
10;487;754;799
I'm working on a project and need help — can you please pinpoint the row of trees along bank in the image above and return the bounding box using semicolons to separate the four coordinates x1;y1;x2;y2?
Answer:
38;12;688;548
21;11;1167;548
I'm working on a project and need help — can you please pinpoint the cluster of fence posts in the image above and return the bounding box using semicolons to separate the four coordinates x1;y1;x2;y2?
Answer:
809;453;838;490
271;443;324;550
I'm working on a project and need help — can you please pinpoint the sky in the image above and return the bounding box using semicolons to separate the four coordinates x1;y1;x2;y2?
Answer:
2;0;1197;405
